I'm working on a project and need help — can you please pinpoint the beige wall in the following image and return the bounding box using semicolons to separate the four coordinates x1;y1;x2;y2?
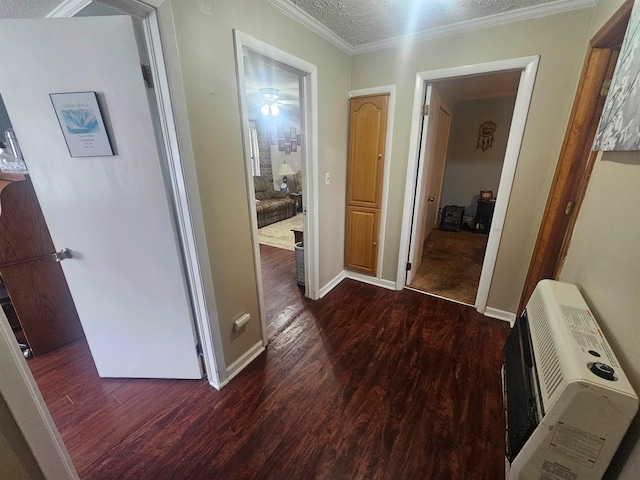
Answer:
350;9;594;313
559;1;639;477
441;96;516;217
0;394;43;480
169;0;351;365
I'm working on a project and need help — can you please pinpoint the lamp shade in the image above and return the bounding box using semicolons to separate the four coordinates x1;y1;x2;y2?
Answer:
277;162;295;176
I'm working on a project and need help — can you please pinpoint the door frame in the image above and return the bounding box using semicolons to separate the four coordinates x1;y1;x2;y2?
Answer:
233;30;320;345
0;1;225;478
396;56;539;316
518;0;632;313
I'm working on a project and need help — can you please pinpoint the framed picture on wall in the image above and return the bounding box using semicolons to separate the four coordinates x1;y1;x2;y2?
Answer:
291;140;297;152
285;143;291;155
297;134;302;145
50;91;114;157
278;139;285;151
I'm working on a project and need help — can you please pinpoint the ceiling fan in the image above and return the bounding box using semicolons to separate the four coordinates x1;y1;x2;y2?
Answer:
257;87;296;116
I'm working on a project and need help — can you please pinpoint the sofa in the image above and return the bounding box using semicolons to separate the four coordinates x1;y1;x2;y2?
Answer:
253;176;296;228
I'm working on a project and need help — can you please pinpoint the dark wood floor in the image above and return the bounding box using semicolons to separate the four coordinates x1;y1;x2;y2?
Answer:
28;252;510;479
260;244;306;340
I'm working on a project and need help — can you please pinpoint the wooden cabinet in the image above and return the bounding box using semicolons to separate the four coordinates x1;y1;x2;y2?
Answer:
345;206;379;275
0;175;83;355
345;94;389;275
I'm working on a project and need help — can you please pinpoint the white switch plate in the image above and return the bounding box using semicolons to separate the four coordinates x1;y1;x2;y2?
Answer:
325;172;330;185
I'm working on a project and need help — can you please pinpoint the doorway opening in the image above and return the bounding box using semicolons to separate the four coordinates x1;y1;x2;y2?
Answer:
233;31;319;346
397;56;539;316
405;73;520;306
241;49;308;341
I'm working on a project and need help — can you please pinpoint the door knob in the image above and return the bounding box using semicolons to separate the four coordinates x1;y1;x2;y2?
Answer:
53;248;73;262
428;197;435;202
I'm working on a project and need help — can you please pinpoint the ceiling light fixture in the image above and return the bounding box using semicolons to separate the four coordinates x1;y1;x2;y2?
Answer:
259;87;280;116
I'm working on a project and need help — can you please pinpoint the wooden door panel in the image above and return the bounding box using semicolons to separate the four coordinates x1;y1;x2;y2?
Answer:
1;257;84;356
0;179;55;264
345;206;379;275
347;95;389;208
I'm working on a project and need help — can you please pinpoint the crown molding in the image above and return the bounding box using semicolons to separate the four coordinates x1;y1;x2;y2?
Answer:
46;0;91;18
267;0;354;55
353;0;597;54
269;0;597;56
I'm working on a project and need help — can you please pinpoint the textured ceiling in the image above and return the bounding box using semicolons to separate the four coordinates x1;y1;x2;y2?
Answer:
289;0;559;46
0;0;62;18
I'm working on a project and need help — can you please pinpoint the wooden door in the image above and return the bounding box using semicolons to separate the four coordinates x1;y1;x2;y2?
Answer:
519;0;631;312
424;104;452;240
0;177;83;356
345;94;389;275
406;86;447;284
0;17;202;379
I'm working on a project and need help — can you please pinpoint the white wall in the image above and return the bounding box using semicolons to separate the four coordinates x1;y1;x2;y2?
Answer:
169;0;351;365
441;96;516;217
557;1;639;477
351;8;594;314
560;153;640;479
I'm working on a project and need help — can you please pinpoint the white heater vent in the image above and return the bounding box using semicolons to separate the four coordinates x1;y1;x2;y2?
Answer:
528;294;563;402
505;281;638;480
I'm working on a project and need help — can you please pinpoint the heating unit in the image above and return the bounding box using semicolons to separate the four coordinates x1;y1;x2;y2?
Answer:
503;280;638;479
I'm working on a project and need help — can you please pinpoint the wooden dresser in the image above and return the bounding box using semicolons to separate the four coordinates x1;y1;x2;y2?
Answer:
0;173;83;355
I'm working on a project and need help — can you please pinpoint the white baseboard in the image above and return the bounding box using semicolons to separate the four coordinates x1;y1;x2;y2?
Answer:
345;271;397;291
220;341;265;388
483;307;516;325
318;271;347;298
318;270;397;298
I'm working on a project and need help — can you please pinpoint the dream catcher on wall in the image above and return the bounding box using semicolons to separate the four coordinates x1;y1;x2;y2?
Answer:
476;121;496;151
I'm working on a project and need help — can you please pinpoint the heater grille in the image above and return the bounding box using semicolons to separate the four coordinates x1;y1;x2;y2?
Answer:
528;295;563;403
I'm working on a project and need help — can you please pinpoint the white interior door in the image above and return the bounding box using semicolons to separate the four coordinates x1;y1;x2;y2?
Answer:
0;17;202;379
424;102;452;238
406;85;441;284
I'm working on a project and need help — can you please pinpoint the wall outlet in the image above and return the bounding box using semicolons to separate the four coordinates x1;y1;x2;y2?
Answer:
325;172;330;185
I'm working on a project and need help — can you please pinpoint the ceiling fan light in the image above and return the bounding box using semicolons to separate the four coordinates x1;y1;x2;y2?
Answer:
260;87;279;102
260;104;270;116
270;104;280;116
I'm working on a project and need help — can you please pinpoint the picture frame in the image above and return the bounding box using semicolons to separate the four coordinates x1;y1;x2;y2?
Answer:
278;139;285;151
285;143;291;155
50;91;113;157
290;127;297;138
297;134;302;145
291;140;297;152
480;190;493;200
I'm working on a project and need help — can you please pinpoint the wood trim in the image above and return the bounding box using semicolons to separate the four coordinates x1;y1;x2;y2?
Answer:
591;0;634;48
518;2;631;313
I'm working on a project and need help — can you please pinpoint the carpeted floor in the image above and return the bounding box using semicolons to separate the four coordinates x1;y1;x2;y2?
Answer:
408;229;488;305
258;214;303;251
